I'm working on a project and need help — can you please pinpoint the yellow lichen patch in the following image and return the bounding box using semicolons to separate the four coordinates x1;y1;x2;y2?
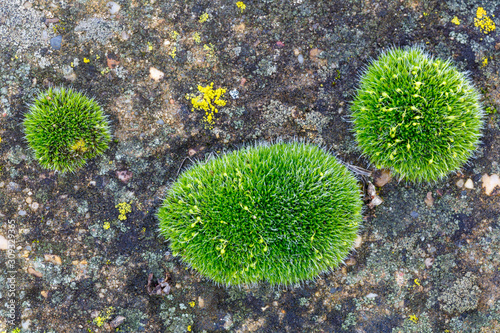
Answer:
474;7;496;34
170;30;180;40
116;202;132;220
482;57;488;67
199;12;209;23
70;138;88;154
93;306;114;327
103;221;111;230
236;1;246;12
169;46;177;59
409;314;419;323
203;43;216;61
193;32;201;44
451;16;460;25
187;82;227;128
83;57;90;63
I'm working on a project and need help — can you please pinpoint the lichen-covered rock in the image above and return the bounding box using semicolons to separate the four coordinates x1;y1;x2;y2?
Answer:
438;272;481;314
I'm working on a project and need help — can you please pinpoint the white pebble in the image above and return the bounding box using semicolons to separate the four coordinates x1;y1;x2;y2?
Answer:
456;179;464;188
298;54;304;64
482;174;500;195
149;67;164;81
464;179;474;189
0;235;9;250
365;293;378;299
31;202;39;211
107;1;121;15
121;31;129;40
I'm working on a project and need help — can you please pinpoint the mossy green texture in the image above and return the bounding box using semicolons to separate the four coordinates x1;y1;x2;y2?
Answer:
23;87;111;172
351;46;484;182
158;142;362;286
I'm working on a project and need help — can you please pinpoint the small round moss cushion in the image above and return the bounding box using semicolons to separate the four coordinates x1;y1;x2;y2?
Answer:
351;46;484;182
23;87;111;173
158;142;362;286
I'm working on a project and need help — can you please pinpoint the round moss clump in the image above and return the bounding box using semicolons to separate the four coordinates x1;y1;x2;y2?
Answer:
23;87;111;173
158;142;362;286
351;46;484;182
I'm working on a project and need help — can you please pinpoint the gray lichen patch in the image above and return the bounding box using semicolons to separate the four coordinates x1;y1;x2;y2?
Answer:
74;17;120;44
438;272;481;314
0;0;49;52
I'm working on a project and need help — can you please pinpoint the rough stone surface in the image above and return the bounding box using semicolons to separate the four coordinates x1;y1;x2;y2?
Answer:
0;0;499;332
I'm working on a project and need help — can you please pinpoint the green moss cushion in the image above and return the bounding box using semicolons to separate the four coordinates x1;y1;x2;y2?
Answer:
351;46;484;182
158;142;363;286
24;87;111;173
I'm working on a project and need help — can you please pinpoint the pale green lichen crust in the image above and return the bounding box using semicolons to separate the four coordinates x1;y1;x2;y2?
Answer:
158;141;363;286
351;46;484;182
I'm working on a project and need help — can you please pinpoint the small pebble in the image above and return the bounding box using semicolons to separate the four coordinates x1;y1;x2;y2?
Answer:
482;174;500;195
229;89;239;99
50;35;62;50
198;296;205;308
297;54;304;64
425;257;434;268
149;67;164;81
107;1;120;15
365;293;378;299
28;267;43;278
121;31;129;40
345;258;356;266
26;197;32;204
156;119;164;125
424;192;433;207
44;254;62;265
464;178;474;189
110;316;126;329
0;235;9;250
456;179;464;188
22;320;30;330
410;211;419;218
18;210;27;216
373;169;391;187
354;235;362;248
